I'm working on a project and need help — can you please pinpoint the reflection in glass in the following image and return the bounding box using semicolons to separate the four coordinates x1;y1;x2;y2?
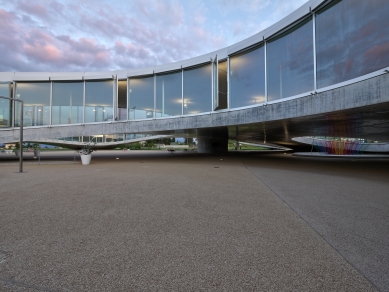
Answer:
85;80;113;123
230;46;265;108
267;18;314;101
0;82;11;127
15;82;50;127
52;81;83;125
118;80;127;120
316;0;389;88
217;61;228;110
156;71;182;117
183;64;212;114
128;76;154;120
213;61;218;110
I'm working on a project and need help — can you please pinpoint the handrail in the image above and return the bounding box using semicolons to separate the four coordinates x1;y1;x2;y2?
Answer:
0;95;24;173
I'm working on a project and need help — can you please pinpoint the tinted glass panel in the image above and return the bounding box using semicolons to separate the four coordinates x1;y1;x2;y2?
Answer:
0;82;10;97
128;76;154;120
85;80;113;123
316;0;389;88
118;80;127;120
217;61;228;110
230;46;265;108
52;81;83;125
213;61;218;110
0;82;11;127
183;64;212;114
15;82;50;126
156;71;182;117
267;17;314;101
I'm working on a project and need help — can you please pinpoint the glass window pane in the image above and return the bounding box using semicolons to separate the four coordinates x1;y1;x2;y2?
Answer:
267;17;314;101
15;82;50;127
128;76;154;120
52;81;83;125
85;80;113;123
183;64;212;114
156;71;182;117
0;82;11;127
118;80;127;120
316;0;389;88
230;46;265;108
0;82;10;97
213;61;218;110
217;61;228;110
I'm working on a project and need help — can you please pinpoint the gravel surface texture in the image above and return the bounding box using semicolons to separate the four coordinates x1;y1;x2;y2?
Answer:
0;150;384;291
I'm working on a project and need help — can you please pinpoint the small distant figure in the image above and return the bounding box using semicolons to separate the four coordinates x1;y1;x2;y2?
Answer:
115;117;118;121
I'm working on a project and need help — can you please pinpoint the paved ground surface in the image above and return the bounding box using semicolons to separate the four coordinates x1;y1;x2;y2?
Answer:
0;150;387;291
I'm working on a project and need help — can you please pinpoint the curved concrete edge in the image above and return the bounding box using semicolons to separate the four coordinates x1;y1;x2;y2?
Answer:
293;152;389;159
1;135;172;150
292;137;389;152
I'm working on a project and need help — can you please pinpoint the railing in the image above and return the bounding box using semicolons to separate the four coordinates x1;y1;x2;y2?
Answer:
0;95;24;172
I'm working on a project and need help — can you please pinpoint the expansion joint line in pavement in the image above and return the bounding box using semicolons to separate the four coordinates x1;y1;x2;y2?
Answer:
0;277;63;292
243;165;380;292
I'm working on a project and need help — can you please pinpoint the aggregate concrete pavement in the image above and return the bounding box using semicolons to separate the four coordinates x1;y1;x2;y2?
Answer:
0;150;383;291
240;153;389;292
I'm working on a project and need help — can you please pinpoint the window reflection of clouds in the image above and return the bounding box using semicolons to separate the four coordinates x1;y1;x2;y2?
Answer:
128;77;154;120
52;81;83;125
85;80;113;106
85;80;113;123
183;65;212;115
267;18;314;101
0;83;10;97
316;0;389;88
15;82;51;126
156;72;182;117
230;46;265;108
117;80;127;121
0;83;11;127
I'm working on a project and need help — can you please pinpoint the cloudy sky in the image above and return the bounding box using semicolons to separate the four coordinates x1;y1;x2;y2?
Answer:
0;0;308;72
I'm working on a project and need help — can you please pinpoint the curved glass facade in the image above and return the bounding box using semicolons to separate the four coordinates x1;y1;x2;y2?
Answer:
183;64;212;114
128;76;154;120
118;80;127;121
316;0;389;88
85;80;113;123
15;82;50;127
0;82;11;127
230;46;265;108
267;17;314;101
217;61;228;110
52;81;84;125
0;0;388;130
156;71;182;117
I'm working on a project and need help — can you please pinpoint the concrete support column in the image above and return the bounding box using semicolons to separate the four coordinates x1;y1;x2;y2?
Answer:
197;127;228;153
